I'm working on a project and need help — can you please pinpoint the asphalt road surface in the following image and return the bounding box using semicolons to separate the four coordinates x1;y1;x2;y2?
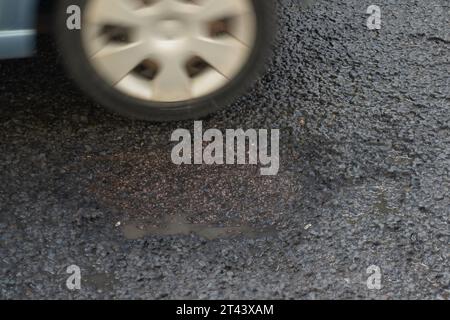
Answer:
0;0;449;299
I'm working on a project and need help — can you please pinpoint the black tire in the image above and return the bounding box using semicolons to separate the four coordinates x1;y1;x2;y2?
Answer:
54;0;277;122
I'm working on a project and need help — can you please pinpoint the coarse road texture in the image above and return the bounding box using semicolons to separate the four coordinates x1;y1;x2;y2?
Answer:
0;0;449;299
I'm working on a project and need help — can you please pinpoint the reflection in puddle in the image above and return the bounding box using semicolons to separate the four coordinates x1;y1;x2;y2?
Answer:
373;188;399;214
122;214;277;240
83;273;116;292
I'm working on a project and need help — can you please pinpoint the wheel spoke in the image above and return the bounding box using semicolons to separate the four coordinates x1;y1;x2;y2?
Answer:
137;0;171;19
86;0;141;26
228;12;256;46
83;25;104;56
91;42;147;84
152;60;192;101
191;36;249;78
198;0;251;21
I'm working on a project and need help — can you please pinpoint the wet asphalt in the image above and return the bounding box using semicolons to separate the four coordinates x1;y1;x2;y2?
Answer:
0;0;449;299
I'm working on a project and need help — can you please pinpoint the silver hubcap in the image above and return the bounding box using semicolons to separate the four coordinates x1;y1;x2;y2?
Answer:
82;0;257;102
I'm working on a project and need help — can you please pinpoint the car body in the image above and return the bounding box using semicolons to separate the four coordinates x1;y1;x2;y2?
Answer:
0;0;39;59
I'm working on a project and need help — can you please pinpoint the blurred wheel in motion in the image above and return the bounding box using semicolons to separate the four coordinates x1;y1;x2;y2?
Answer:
55;0;276;121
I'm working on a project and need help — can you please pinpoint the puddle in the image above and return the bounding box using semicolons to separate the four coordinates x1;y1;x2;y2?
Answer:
122;214;277;240
83;272;116;292
373;188;400;214
75;149;302;239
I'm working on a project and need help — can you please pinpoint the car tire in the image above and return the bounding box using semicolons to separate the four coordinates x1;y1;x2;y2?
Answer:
54;0;277;121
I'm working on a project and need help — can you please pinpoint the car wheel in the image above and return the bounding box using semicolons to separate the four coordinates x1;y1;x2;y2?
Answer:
55;0;276;121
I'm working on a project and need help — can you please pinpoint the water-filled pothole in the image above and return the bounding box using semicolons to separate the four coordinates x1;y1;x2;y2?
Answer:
80;149;302;239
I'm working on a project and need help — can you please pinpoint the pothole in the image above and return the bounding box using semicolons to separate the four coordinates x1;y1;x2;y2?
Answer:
80;148;302;239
